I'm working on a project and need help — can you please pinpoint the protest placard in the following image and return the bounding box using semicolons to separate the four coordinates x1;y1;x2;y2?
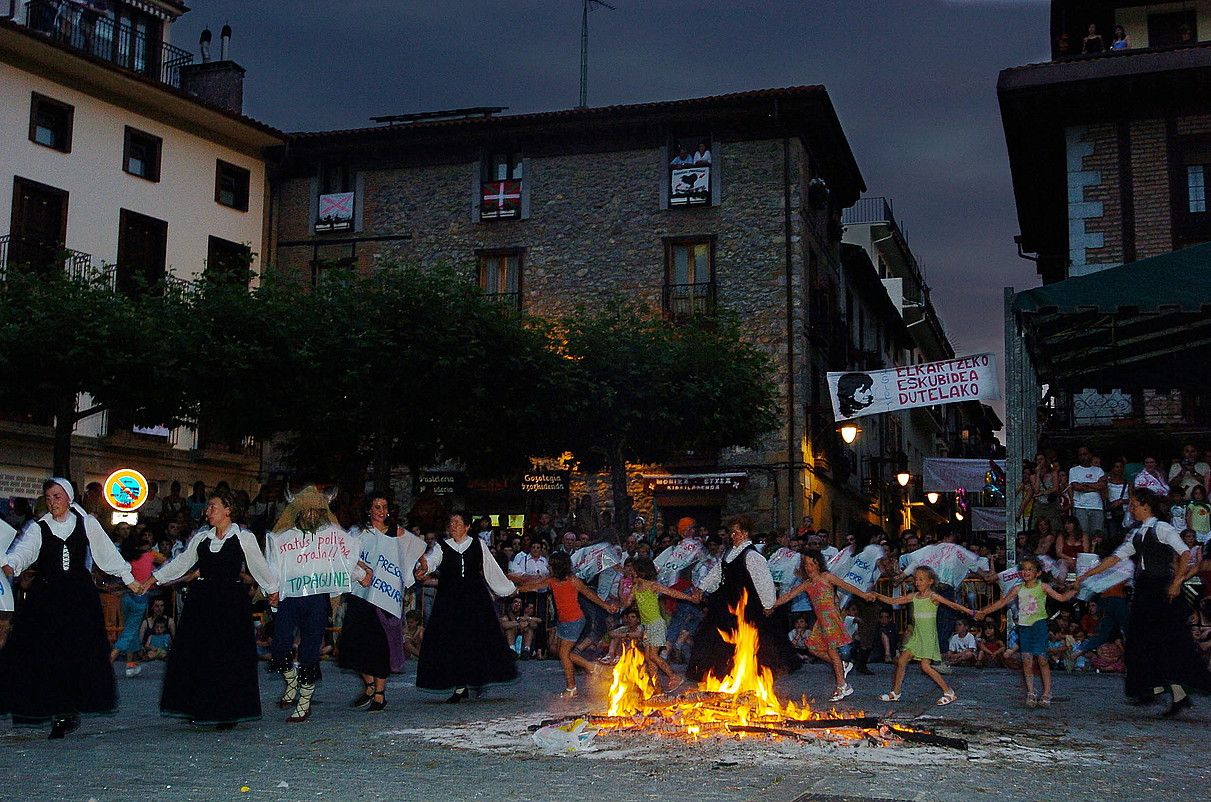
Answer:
828;353;999;421
268;524;358;598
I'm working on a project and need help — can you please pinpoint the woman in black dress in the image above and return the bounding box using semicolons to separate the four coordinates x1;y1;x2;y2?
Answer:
0;478;137;738
140;488;278;728
414;511;518;702
338;492;425;712
1077;488;1211;716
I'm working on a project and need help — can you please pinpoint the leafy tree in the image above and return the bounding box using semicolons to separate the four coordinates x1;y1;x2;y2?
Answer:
558;305;779;525
0;264;194;477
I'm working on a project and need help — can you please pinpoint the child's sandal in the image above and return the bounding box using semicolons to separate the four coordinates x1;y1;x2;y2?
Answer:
936;690;957;706
880;691;901;702
1025;691;1038;708
1039;694;1052;707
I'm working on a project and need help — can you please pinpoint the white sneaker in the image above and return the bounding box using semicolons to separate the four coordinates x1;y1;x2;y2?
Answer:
842;661;853;678
125;664;142;677
829;683;854;703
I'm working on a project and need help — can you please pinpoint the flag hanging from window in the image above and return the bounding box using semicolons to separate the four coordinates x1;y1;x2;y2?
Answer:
481;180;522;219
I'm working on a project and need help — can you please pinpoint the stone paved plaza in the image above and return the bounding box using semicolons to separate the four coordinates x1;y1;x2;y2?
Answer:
0;658;1205;801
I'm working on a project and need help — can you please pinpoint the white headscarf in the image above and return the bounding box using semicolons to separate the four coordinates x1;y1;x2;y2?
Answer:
49;477;90;519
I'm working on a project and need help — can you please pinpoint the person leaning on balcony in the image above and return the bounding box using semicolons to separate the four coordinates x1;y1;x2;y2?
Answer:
1111;25;1130;50
1082;23;1105;54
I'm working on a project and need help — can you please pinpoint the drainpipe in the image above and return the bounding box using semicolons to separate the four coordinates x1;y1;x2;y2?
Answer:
782;137;796;530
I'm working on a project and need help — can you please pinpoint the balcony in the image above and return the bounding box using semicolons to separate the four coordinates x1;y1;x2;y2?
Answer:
662;282;716;319
0;233;196;294
20;0;194;88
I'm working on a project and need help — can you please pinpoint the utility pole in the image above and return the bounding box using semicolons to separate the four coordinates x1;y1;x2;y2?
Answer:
579;0;615;108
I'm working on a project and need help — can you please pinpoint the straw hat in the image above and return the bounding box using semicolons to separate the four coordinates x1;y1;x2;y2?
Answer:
271;484;340;533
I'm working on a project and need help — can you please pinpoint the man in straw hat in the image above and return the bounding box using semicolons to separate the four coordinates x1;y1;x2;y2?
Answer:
264;484;371;723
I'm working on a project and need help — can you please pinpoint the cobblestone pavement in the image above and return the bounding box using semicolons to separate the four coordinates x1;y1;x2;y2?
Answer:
0;658;1206;802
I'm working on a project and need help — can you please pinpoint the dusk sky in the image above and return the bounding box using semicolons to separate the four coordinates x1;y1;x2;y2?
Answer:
177;1;1055;417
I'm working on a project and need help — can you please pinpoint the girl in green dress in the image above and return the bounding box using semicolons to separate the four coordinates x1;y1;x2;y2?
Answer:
873;566;974;706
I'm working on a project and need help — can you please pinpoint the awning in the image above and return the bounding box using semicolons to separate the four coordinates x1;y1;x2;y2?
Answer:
1012;243;1211;388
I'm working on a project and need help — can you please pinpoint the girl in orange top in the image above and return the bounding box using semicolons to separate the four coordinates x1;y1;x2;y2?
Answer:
516;551;616;698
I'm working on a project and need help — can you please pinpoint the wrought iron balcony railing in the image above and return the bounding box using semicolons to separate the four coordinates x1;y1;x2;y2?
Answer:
662;281;716;318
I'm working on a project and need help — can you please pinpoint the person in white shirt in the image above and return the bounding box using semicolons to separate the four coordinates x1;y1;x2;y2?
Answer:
693;141;712;165
263;485;370;723
687;514;798;682
943;619;978;666
1169;444;1210;499
415;511;519;702
139;488;277;728
1076;488;1211;715
1067;445;1107;537
0;478;137;738
508;540;551;653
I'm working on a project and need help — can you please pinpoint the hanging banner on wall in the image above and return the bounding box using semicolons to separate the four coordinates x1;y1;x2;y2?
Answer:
827;353;1000;421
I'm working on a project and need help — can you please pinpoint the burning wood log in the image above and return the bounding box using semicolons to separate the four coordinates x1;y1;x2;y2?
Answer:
725;725;811;740
780;716;882;730
886;725;968;751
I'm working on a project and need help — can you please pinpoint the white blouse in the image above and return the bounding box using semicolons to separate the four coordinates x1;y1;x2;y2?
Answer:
696;540;777;609
422;537;516;598
1113;518;1191;572
3;512;134;585
154;523;279;594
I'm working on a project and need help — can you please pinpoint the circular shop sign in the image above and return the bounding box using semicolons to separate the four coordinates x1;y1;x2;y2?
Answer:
104;468;149;511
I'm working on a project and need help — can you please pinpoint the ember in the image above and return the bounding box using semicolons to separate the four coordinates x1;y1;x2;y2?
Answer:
594;590;884;745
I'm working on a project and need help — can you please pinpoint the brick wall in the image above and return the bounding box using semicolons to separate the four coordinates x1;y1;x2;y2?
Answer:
1077;123;1123;267
1129;119;1172;259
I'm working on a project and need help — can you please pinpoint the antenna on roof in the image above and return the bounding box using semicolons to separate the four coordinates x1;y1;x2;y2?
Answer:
580;0;616;109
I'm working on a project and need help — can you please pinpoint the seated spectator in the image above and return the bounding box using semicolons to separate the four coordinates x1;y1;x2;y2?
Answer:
1089;638;1125;673
975;620;1005;668
500;597;533;657
1001;627;1024;671
1110;25;1129;50
1079;599;1100;636
944;619;977;666
874;608;899;663
1169;485;1188;533
1046;623;1068;669
141;617;172;661
404;611;424;660
1066;623;1088;671
788;614;811;663
601;609;645;664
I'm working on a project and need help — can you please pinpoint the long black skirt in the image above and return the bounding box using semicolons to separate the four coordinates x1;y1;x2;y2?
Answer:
687;598;799;683
1124;577;1211;699
416;581;516;694
160;579;260;725
0;575;116;725
337;595;390;678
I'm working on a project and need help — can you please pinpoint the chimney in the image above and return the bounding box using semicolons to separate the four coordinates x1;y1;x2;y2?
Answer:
180;25;244;114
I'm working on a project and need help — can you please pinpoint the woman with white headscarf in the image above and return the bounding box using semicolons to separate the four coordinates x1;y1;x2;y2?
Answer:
0;478;137;738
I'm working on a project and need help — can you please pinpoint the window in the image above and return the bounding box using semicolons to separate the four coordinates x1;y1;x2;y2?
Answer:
1188;165;1206;213
29;93;73;153
663;238;715;317
123;127;162;182
206;236;252;285
214;160;250;211
668;135;712;207
476;250;522;308
316;163;354;232
480;153;523;220
311;242;357;287
116;209;168;295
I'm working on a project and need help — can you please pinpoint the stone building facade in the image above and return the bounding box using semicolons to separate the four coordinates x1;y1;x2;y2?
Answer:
270;87;869;534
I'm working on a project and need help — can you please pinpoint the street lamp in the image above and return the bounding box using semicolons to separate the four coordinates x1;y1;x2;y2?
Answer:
926;491;940;504
896;471;911;488
839;424;860;444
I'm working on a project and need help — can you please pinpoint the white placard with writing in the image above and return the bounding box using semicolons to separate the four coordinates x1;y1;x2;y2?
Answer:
267;524;357;599
828;353;999;421
0;519;15;612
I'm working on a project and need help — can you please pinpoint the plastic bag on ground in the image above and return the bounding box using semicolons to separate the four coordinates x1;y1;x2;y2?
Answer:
531;718;599;753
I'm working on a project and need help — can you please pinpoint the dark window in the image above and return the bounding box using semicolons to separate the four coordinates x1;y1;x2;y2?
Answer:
123;126;162;182
1148;10;1196;49
215;160;250;211
311;242;357;287
476;250;522;308
29;93;73;153
480;153;523;220
1171;135;1211;247
8;176;69;273
663;237;715;317
116;209;167;295
206;236;251;285
668;135;712;207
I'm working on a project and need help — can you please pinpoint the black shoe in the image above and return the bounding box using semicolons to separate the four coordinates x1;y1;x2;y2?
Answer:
1128;693;1157;706
446;688;468;704
367;693;386;712
48;716;80;740
856;665;875;675
1162;696;1192;717
350;685;375;709
216;722;237;731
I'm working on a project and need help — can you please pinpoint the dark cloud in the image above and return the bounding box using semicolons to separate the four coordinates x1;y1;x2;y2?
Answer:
179;1;1053;418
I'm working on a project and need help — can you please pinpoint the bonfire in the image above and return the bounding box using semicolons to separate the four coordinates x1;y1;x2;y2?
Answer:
586;590;953;747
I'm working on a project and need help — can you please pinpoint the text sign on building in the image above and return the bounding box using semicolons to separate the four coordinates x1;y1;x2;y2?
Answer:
418;470;464;496
103;468;149;511
827;353;1000;422
521;471;569;494
642;473;748;493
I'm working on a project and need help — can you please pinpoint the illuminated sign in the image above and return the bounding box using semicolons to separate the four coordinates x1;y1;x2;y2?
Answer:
641;473;748;493
103;468;149;511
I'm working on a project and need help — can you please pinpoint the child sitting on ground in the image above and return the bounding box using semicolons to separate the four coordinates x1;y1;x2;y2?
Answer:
1088;638;1125;673
141;617;172;660
788;614;811;663
975;619;1005;668
944;619;978;666
601;609;645;665
403;611;424;660
875;608;899;663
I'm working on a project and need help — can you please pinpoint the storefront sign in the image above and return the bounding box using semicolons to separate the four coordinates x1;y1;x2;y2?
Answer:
0;468;45;499
828;353;999;421
418;470;463;496
521;471;569;494
642;473;748;493
103;468;149;511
